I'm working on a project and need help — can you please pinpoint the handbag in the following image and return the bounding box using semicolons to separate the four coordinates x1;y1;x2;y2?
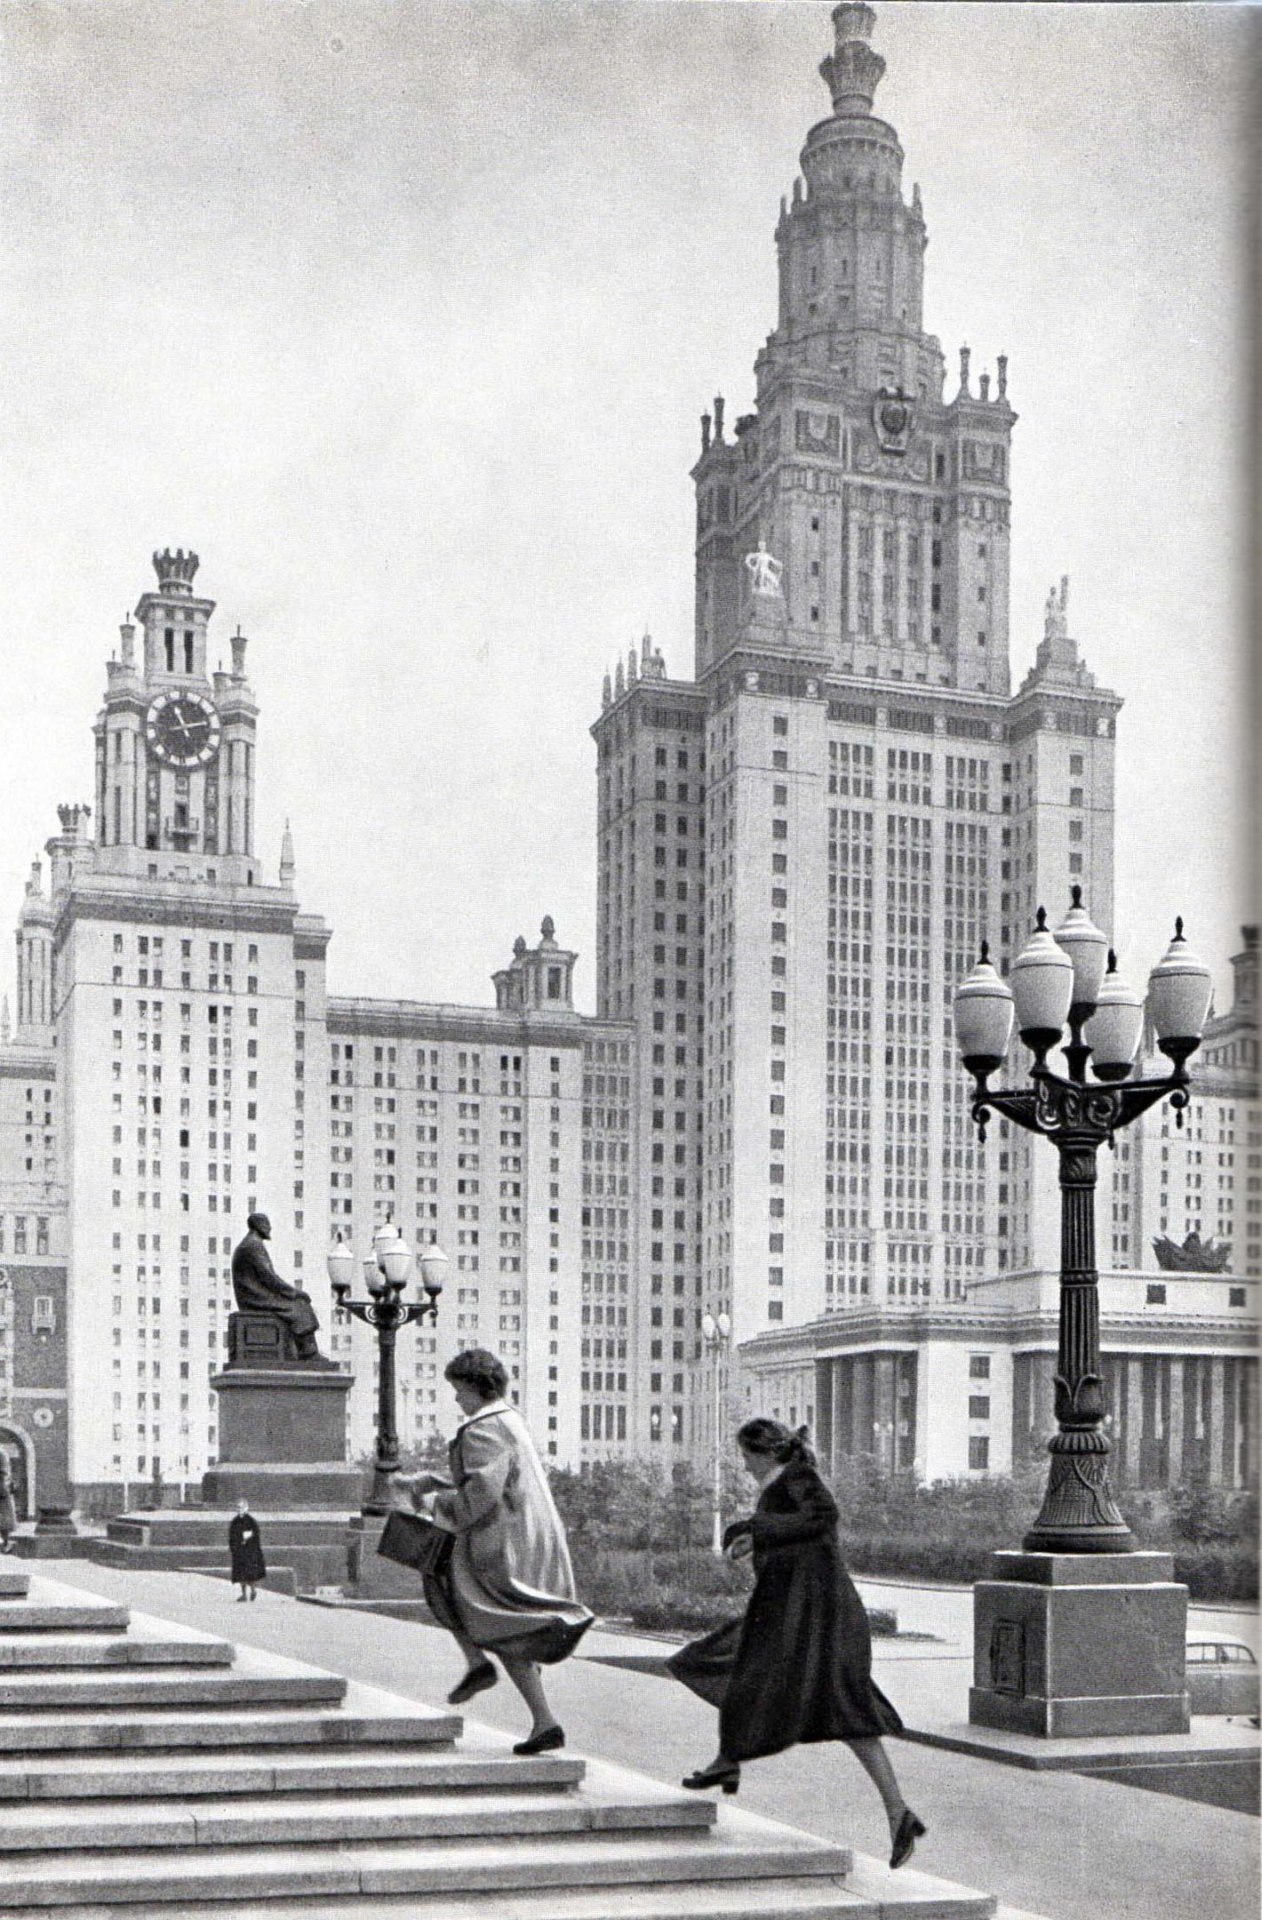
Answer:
376;1507;455;1577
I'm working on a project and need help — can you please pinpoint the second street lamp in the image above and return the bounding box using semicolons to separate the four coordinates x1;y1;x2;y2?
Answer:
700;1310;731;1555
327;1224;449;1515
954;891;1211;1554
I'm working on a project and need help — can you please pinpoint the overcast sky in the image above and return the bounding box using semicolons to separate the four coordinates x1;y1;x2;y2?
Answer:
0;1;1254;1014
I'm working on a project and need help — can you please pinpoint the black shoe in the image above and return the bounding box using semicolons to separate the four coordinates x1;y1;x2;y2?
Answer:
682;1760;741;1795
447;1662;497;1706
890;1809;927;1870
235;1593;247;1602
513;1724;565;1755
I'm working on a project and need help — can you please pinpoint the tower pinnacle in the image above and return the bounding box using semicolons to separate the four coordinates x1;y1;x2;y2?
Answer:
820;2;885;118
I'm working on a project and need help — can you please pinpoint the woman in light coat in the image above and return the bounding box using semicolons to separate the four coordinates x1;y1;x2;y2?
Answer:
411;1348;593;1753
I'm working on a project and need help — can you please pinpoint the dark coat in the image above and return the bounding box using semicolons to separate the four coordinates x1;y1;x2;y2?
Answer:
667;1460;902;1761
228;1512;266;1584
230;1231;319;1337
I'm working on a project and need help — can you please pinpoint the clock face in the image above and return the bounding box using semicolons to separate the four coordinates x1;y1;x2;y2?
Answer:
145;691;221;769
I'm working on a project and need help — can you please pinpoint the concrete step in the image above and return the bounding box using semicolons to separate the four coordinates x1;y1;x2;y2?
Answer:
0;1743;586;1800
0;1579;131;1631
0;1626;234;1671
87;1540;348;1588
0;1680;461;1753
0;1778;714;1852
0;1886;1003;1920
107;1515;351;1549
0;1819;854;1908
0;1570;31;1599
0;1873;1005;1920
0;1642;347;1711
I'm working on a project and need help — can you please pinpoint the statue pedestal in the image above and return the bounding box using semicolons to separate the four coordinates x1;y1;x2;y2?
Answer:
970;1552;1190;1738
202;1367;361;1509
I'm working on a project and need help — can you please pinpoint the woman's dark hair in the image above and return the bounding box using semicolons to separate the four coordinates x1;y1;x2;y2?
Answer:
444;1348;509;1402
736;1416;816;1468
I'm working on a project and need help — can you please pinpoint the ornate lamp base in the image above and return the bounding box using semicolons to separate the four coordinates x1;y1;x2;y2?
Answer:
1022;1448;1134;1555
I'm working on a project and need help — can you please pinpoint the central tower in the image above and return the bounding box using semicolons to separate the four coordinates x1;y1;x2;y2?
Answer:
694;1;1014;698
592;2;1119;1476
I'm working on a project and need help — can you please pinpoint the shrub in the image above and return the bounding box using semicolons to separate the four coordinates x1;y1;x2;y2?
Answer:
1171;1545;1258;1603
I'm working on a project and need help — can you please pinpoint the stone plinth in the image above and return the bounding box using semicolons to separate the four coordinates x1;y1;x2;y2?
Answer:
202;1366;360;1509
970;1550;1190;1738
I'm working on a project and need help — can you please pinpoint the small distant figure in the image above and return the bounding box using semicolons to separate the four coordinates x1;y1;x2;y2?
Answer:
228;1499;265;1601
0;1459;16;1552
668;1417;926;1873
231;1212;326;1362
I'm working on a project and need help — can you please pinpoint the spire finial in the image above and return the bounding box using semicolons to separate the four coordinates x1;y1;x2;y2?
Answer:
820;3;885;118
279;819;295;887
1035;905;1048;932
152;548;199;593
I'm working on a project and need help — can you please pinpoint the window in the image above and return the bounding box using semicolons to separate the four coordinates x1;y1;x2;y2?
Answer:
968;1437;989;1471
1145;1282;1167;1305
968;1396;990;1421
969;1355;990;1379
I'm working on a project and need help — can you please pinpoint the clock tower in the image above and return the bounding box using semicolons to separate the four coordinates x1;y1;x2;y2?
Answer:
94;549;259;885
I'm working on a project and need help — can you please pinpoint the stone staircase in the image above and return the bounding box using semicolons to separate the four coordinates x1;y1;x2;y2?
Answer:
0;1568;1006;1918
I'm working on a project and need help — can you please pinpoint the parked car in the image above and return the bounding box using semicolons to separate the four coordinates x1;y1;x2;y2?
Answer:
1185;1639;1260;1716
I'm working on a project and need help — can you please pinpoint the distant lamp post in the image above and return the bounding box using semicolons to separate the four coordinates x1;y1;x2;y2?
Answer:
700;1310;731;1555
954;891;1211;1553
327;1223;449;1515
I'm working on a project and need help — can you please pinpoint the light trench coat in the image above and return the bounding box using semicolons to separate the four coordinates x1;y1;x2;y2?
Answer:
417;1401;593;1664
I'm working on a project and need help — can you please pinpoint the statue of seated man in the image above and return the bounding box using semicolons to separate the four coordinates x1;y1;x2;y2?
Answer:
231;1213;327;1363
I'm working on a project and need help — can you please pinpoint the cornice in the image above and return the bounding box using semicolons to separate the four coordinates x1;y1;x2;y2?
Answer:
52;885;300;946
592;677;707;738
327;996;589;1051
740;1303;1258;1364
0;1051;56;1080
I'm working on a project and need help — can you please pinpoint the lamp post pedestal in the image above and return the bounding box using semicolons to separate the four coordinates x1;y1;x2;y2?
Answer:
970;1550;1190;1738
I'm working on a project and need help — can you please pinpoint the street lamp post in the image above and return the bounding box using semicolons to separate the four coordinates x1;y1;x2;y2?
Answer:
701;1310;731;1555
954;891;1212;1554
326;1223;449;1516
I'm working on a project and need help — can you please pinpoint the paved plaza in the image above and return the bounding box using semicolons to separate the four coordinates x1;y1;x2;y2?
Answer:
38;1558;1258;1920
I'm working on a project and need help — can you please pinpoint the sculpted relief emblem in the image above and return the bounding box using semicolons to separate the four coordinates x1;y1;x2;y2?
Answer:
963;439;1006;482
795;410;840;458
872;388;913;455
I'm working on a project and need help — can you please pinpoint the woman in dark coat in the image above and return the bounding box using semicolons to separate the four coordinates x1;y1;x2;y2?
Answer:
228;1500;265;1601
668;1417;926;1872
0;1459;16;1551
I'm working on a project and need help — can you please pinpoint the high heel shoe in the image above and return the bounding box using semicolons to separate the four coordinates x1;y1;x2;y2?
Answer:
890;1809;927;1870
681;1759;741;1795
513;1724;565;1755
447;1662;497;1706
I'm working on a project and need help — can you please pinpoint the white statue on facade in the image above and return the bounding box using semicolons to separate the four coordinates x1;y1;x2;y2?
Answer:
745;541;784;598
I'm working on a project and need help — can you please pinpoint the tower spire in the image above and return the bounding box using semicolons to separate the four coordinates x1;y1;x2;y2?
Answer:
279;819;295;888
820;2;885;118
